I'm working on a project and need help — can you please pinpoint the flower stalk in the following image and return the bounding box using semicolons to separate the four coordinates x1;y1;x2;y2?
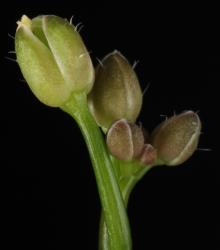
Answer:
61;93;132;250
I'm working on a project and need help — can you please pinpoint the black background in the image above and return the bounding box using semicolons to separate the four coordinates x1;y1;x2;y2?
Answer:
3;1;217;249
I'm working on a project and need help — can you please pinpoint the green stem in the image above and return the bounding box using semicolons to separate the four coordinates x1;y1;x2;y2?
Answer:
99;160;153;250
99;178;133;250
61;93;132;250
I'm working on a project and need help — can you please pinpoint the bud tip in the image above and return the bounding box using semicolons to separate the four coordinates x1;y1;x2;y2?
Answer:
17;15;32;31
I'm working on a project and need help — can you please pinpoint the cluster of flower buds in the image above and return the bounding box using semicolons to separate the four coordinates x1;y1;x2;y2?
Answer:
106;111;201;166
88;51;201;166
15;15;201;167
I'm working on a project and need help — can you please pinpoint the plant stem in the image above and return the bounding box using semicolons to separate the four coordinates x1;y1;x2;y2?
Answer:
61;93;132;250
99;160;152;250
99;177;133;250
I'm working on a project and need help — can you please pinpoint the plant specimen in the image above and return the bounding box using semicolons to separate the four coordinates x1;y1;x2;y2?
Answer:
15;15;201;250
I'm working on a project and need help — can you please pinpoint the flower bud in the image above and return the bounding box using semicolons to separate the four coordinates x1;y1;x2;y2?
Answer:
139;144;157;165
106;119;145;161
15;15;94;107
151;111;201;166
88;51;142;131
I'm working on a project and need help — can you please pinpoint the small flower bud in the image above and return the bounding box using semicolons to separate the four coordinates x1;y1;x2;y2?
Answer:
106;119;144;161
139;144;157;165
88;51;143;131
151;111;201;166
15;15;94;107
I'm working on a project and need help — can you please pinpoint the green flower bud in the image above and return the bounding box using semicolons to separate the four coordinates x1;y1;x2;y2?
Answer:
88;51;143;131
15;15;94;107
106;119;145;161
151;111;201;166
